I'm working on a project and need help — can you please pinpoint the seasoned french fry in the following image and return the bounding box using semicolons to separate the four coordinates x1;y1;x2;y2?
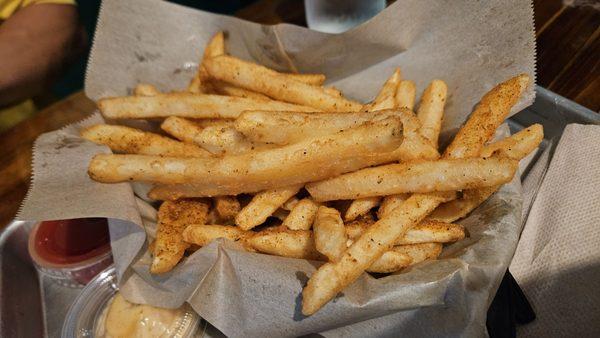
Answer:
395;80;416;110
302;74;530;315
428;186;498;223
235;185;302;230
282;196;300;211
345;197;381;221
481;124;544;159
272;208;290;221
429;124;543;222
204;55;361;112
323;86;343;97
363;68;401;111
194;118;235;129
134;83;160;96
235;109;438;161
377;194;409;219
92;118;404;197
246;225;443;273
235;109;414;145
246;228;324;260
182;224;247;246
302;192;453;314
394;243;443;264
443;74;530;159
416;80;447;148
162;116;257;155
81;124;211;158
188;32;225;93
99;93;319;120
282;198;319;230
151;199;209;274
213;196;241;221
368;243;443;273
195;125;253;155
366;250;411;273
346;219;465;245
161;116;203;144
210;80;271;100
307;156;518;201
313;207;347;261
286;73;326;86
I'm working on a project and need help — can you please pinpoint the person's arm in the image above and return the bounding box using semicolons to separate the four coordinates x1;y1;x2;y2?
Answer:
0;3;84;107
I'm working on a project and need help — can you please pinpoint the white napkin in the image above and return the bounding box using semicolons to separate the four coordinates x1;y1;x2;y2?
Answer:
510;124;600;337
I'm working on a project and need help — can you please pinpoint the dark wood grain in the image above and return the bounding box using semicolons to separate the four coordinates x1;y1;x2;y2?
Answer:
0;92;95;226
0;1;598;227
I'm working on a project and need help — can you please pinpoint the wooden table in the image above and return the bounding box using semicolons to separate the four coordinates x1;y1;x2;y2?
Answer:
0;0;598;227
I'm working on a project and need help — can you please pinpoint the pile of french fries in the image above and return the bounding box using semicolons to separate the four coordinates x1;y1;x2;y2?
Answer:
83;32;543;315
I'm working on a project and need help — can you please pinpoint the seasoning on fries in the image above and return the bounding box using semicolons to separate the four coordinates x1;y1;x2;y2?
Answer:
83;31;541;316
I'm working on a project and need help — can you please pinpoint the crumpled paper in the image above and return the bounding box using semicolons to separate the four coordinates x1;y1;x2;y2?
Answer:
18;0;536;336
511;124;600;337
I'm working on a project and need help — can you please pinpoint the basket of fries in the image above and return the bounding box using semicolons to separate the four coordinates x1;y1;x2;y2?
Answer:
17;0;541;336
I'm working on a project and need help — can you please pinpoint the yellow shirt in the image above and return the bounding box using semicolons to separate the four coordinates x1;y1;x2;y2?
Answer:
0;0;75;20
0;0;75;132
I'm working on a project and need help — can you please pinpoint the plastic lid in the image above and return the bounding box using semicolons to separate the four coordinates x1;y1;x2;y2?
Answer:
62;266;200;338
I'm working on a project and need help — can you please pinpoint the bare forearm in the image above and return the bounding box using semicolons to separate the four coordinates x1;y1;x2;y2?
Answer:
0;4;83;107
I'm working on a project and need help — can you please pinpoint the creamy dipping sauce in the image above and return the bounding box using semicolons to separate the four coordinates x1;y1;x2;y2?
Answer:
95;293;194;338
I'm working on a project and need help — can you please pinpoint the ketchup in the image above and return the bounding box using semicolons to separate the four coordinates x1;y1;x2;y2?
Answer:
33;218;111;265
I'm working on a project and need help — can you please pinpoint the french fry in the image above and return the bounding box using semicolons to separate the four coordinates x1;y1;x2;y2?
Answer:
282;196;300;211
99;93;319;120
282;198;319;230
194;118;235;128
194;125;254;155
162;116;258;155
307;156;518;201
182;224;248;246
394;243;443;264
92;118;404;196
302;74;530;315
286;73;326;86
161;116;203;144
345;197;381;221
235;185;302;230
151;199;209;274
429;124;543;222
395;80;416;110
323;86;343;97
188;32;225;93
363;68;401;111
377;194;409;219
346;219;465;245
313;207;347;261
235;109;414;145
427;186;498;223
246;228;324;260
480;124;544;159
302;192;453;314
366;249;411;273
204;55;361;112
134;83;160;96
210;80;271;100
416;80;447;148
272;208;290;221
81;124;211;158
213;196;241;221
443;74;530;159
235;109;438;161
368;243;443;273
245;226;443;273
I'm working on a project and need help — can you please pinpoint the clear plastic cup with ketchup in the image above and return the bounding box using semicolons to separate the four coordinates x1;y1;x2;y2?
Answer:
28;218;113;287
